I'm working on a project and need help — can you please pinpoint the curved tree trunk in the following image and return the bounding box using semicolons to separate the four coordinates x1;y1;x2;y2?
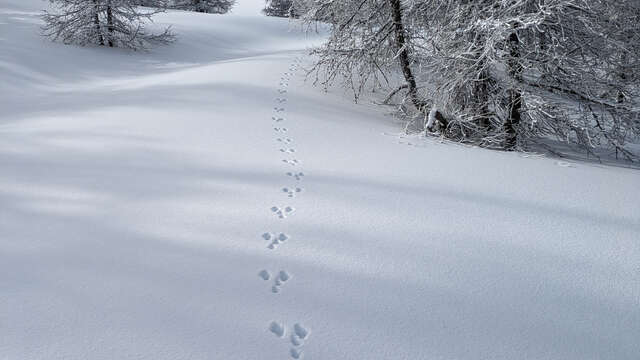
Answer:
388;0;425;113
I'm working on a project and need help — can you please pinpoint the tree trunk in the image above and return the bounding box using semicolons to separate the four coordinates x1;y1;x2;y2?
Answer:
388;0;425;113
93;0;104;46
505;30;523;149
106;0;114;47
618;51;627;103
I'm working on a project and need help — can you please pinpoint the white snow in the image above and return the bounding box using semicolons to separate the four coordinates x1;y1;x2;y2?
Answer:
1;1;640;360
427;106;438;130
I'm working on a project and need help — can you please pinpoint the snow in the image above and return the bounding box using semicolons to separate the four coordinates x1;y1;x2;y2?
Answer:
1;1;640;360
427;106;438;130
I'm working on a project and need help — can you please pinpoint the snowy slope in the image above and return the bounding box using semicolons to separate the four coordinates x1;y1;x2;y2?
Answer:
1;1;640;360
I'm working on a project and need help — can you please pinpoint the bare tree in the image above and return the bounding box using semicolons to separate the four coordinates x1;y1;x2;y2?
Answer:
301;0;428;112
419;0;640;157
43;0;174;50
263;0;299;18
171;0;235;14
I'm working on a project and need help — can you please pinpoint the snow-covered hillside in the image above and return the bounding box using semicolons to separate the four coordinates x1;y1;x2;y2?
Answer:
1;1;639;359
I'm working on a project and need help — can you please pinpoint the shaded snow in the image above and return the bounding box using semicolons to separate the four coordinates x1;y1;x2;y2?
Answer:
1;1;639;360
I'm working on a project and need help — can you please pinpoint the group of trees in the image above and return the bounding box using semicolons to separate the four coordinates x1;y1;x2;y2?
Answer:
263;0;299;18
299;0;640;160
43;0;235;50
42;0;640;159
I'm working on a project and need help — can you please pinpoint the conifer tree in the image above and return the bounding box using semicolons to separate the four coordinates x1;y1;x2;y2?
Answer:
263;0;298;18
43;0;174;50
171;0;235;14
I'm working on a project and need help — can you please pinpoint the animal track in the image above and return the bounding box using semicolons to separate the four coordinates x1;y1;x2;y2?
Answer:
262;232;289;250
260;270;291;293
282;187;303;198
271;206;295;219
291;333;304;346
269;321;285;338
268;322;311;359
293;323;310;340
262;60;311;360
286;172;304;181
258;269;271;281
289;323;310;358
290;348;303;359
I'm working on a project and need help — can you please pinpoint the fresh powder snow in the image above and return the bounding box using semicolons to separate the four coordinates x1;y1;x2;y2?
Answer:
1;1;639;359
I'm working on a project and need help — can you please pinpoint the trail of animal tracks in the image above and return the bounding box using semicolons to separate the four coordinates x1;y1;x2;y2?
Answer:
1;1;640;359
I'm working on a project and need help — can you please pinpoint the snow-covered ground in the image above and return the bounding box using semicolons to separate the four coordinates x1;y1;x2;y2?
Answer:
1;1;639;359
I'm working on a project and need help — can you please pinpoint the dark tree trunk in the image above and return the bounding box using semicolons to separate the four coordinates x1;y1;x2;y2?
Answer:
93;0;104;46
388;0;425;112
106;0;114;47
505;30;523;149
618;51;627;103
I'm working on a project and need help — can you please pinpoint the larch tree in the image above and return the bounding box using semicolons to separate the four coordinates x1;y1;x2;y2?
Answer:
300;0;427;112
171;0;236;14
43;0;174;50
263;0;299;18
418;0;640;156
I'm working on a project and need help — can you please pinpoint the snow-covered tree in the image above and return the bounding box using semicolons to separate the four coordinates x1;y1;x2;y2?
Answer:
263;0;298;18
171;0;235;14
301;0;640;159
43;0;174;50
417;0;640;156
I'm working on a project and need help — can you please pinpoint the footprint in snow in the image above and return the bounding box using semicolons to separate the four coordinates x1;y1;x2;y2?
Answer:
291;333;304;346
286;172;304;181
274;107;285;112
269;321;285;338
272;116;285;122
276;98;287;103
271;206;295;219
282;159;299;166
289;324;310;358
274;127;288;133
268;322;311;359
262;232;289;250
282;187;303;198
260;270;291;293
293;323;310;340
258;269;271;281
277;138;293;144
290;348;303;359
278;89;287;94
280;148;296;154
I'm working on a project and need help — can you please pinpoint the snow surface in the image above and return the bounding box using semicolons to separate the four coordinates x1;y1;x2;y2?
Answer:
1;1;640;359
